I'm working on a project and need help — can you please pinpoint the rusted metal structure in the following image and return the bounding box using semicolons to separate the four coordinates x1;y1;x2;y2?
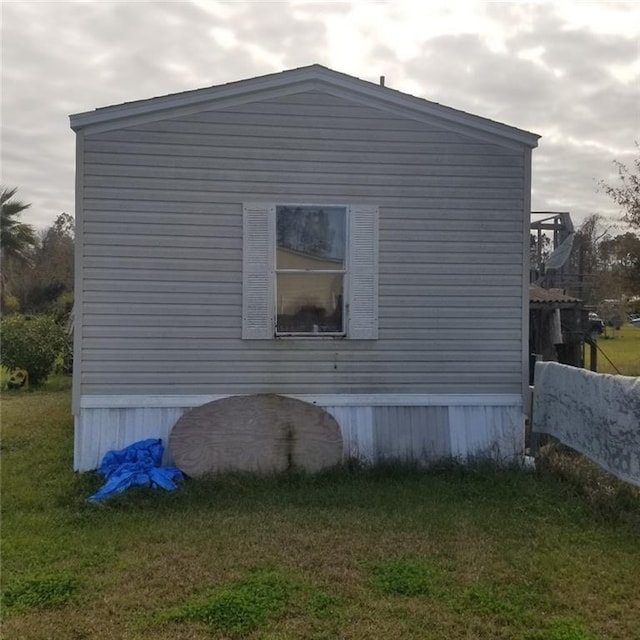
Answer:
530;212;575;289
528;213;588;382
529;285;588;385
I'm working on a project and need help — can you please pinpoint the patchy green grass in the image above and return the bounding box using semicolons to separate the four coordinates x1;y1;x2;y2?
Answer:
585;323;640;375
165;569;295;637
526;617;600;640
369;557;451;597
2;387;640;639
3;573;80;613
537;442;640;531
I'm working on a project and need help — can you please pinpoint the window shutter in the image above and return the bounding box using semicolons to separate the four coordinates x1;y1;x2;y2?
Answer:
347;204;379;339
242;203;275;339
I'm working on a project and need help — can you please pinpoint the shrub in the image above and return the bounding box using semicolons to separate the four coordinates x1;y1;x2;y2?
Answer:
59;330;74;375
2;294;20;314
50;291;74;324
0;314;66;386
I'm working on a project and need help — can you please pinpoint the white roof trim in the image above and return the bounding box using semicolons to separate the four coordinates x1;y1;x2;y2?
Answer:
69;64;540;148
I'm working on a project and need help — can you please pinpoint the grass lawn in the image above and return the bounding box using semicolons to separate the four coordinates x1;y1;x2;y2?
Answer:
2;382;640;639
585;323;640;376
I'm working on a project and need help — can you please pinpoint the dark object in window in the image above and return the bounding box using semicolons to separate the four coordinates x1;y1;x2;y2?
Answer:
275;205;346;336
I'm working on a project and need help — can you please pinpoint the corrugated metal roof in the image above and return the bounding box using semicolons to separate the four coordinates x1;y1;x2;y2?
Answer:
530;285;581;304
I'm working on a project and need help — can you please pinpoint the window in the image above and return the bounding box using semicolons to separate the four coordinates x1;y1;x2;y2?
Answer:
276;205;346;335
243;202;378;340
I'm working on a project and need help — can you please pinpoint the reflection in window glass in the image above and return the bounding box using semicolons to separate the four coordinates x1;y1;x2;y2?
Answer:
276;206;345;267
275;205;346;335
276;274;343;333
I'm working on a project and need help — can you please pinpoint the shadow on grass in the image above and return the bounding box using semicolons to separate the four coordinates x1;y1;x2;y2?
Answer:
536;441;640;532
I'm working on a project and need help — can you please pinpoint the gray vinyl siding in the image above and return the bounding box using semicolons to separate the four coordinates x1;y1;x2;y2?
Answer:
79;90;527;396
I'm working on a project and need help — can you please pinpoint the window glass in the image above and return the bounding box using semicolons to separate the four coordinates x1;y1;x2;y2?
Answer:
275;205;346;335
276;206;346;268
276;273;344;333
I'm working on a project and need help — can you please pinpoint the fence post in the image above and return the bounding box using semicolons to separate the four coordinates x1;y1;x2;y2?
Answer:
529;396;540;458
529;356;542;458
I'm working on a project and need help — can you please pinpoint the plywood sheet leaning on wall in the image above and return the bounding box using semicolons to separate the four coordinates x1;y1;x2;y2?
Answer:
169;394;343;477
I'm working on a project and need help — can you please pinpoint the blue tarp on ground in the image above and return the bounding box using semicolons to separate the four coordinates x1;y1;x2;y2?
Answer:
87;438;183;502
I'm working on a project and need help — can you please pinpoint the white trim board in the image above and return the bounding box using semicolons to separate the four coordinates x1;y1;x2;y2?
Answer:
80;393;523;409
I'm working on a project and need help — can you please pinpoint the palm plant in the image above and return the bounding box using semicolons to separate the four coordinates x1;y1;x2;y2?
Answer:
1;186;36;264
1;186;36;305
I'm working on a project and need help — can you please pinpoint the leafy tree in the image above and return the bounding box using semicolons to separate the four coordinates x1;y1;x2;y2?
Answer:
600;143;640;229
565;214;640;306
601;232;640;294
27;212;74;313
2;211;75;316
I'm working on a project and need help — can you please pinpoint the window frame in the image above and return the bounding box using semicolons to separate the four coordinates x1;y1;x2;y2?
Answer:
242;202;378;341
274;203;349;338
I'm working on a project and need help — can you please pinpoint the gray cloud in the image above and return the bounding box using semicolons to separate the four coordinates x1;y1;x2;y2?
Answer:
397;6;639;225
1;0;638;231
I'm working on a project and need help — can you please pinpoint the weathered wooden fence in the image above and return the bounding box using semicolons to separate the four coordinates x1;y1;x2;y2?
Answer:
531;361;640;487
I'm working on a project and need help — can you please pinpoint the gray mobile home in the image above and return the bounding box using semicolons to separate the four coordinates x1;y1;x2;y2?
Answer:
69;64;539;471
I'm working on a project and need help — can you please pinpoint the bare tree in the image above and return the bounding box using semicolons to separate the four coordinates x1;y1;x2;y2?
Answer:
568;214;613;302
600;143;640;229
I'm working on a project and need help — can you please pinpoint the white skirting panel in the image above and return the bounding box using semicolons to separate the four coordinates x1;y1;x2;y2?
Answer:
449;404;524;461
324;406;375;463
74;394;524;471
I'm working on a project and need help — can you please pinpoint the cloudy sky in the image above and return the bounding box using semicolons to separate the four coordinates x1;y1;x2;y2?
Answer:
2;0;639;231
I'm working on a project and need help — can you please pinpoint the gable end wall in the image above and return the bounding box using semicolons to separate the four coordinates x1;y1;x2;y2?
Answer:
77;90;529;398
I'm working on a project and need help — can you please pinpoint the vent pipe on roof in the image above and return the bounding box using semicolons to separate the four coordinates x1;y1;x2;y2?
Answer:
379;75;385;87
